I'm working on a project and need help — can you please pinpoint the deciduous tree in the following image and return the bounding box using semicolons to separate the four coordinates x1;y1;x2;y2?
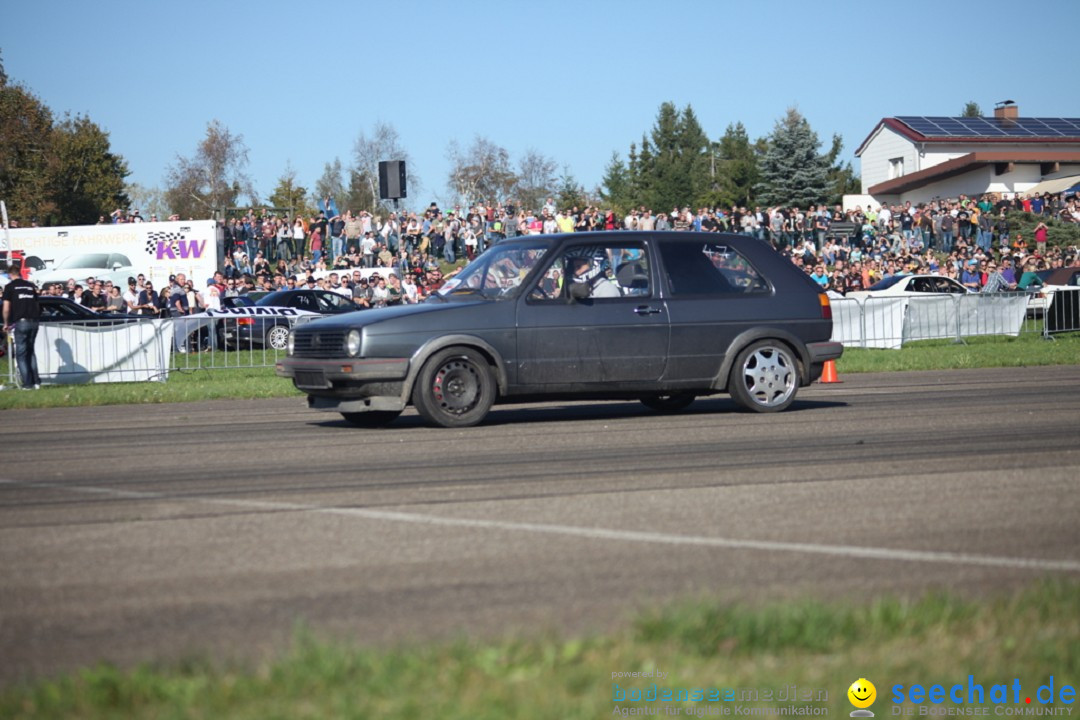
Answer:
352;122;417;212
446;136;516;207
164;119;253;219
514;149;558;214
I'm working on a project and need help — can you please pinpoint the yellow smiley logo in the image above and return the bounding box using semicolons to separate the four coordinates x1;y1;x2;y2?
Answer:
848;678;877;709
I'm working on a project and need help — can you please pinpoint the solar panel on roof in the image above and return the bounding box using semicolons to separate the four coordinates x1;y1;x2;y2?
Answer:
901;118;946;135
934;119;969;134
895;115;1080;139
998;124;1037;136
959;117;1007;135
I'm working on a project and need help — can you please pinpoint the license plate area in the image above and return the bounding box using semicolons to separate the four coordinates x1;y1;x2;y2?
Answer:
295;370;330;390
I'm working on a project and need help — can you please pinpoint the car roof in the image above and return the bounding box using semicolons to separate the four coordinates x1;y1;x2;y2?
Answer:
1043;266;1080;286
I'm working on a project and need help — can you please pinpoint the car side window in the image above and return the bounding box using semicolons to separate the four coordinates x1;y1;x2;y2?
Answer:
290;294;318;312
317;292;350;312
658;241;768;296
529;244;650;301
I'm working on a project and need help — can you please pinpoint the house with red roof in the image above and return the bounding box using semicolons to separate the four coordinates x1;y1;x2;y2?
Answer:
852;103;1080;206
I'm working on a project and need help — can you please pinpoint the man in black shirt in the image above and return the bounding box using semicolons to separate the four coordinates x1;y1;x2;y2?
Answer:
82;280;107;311
2;266;42;389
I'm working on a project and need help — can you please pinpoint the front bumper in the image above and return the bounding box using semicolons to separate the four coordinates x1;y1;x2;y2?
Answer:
276;356;411;411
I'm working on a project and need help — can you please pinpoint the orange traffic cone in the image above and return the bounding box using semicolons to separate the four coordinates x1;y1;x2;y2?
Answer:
820;359;841;384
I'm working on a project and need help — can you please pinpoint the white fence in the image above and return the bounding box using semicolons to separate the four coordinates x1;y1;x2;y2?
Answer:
4;314;320;386
5;289;1080;386
832;288;1080;349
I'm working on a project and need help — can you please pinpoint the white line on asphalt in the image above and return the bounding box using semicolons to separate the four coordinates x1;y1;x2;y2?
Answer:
4;478;1080;573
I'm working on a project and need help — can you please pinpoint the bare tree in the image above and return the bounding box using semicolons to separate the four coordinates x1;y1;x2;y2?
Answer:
164;119;254;219
446;135;516;207
125;182;168;219
514;148;558;214
313;157;345;208
352;122;418;212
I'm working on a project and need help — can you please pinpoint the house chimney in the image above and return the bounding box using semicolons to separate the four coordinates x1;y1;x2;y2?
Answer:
994;103;1018;120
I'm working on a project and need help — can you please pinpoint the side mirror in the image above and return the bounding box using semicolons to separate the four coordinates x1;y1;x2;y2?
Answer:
568;282;591;301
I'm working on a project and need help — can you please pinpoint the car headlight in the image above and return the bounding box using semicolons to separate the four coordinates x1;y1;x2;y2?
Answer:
346;329;361;357
287;332;295;356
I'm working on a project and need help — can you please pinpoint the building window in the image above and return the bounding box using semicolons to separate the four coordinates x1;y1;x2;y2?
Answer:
889;157;904;179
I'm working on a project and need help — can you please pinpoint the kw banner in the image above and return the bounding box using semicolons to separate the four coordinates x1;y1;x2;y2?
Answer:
30;320;174;384
7;220;222;291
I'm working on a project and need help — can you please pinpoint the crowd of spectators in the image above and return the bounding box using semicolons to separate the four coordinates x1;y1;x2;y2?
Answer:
10;190;1079;318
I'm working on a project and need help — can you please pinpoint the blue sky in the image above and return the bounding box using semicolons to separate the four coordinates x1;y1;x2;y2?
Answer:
4;0;1078;210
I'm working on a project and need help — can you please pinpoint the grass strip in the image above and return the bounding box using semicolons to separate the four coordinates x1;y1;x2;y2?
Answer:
0;332;1077;410
1;580;1076;719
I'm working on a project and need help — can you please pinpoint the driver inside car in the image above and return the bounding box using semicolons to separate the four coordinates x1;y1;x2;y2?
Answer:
568;256;621;298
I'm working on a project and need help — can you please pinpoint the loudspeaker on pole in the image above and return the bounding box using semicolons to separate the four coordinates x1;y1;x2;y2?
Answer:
378;161;407;200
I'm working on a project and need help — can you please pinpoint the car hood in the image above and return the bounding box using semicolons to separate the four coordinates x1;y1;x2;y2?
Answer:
297;299;490;333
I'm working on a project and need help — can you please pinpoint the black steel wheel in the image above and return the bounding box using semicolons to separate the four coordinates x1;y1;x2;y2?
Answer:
411;347;495;428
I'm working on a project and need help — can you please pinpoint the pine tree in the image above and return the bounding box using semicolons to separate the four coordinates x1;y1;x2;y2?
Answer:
599;151;631;213
709;122;760;209
756;108;831;208
678;105;711;207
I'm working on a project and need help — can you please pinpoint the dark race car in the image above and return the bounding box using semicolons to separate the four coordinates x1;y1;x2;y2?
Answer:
218;289;360;350
277;232;842;428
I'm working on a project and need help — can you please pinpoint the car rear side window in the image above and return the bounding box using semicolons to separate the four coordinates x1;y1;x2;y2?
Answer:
658;241;768;296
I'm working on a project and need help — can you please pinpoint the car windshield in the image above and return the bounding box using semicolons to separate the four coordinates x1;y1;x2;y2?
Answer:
437;243;549;299
56;253;111;269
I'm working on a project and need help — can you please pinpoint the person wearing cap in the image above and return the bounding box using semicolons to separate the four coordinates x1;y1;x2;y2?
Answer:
3;264;42;389
961;259;982;291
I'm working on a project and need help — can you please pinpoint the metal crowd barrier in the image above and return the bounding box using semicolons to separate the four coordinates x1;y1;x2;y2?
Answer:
831;292;1042;349
3;314;326;386
1043;287;1080;339
168;313;322;371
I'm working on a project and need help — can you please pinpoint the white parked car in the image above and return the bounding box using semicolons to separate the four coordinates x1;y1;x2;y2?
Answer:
31;252;138;288
846;274;971;302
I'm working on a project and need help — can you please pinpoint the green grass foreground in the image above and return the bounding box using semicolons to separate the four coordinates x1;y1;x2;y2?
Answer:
1;581;1076;719
0;332;1077;410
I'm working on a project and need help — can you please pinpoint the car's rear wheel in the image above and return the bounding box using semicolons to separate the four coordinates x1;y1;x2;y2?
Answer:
728;340;798;413
640;393;696;412
265;324;290;351
341;411;402;428
411;347;495;428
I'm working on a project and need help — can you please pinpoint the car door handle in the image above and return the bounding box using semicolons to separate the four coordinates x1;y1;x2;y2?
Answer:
634;305;663;315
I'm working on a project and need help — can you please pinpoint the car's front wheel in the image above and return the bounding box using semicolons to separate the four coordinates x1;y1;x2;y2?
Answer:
728;340;798;413
265;324;290;351
640;393;696;412
341;411;402;428
411;347;495;428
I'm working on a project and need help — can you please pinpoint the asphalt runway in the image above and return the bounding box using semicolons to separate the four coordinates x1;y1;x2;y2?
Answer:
2;365;1079;683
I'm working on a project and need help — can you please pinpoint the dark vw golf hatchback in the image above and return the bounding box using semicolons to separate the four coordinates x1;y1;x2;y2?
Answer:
276;232;841;427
